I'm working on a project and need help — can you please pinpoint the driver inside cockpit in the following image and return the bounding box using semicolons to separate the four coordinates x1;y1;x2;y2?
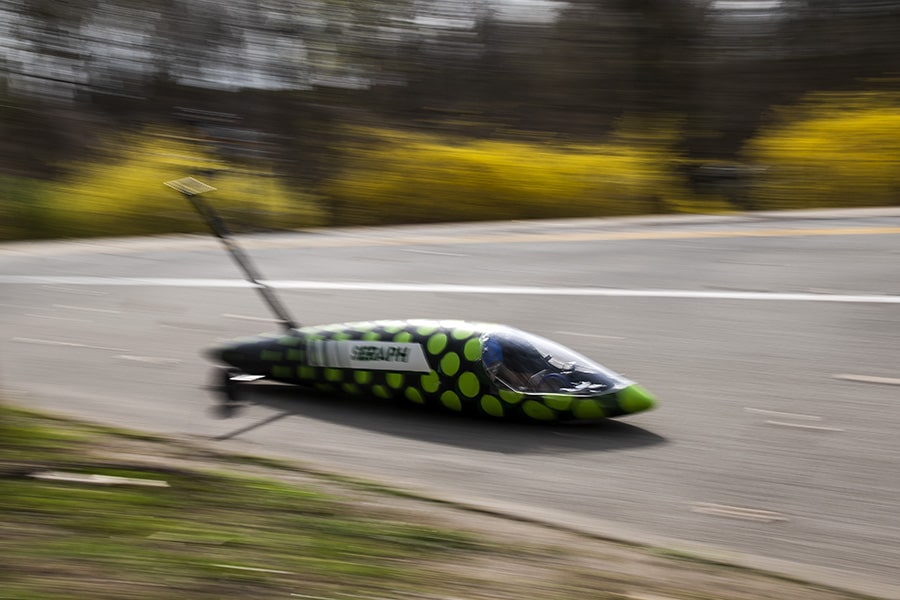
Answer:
481;327;620;396
482;335;571;393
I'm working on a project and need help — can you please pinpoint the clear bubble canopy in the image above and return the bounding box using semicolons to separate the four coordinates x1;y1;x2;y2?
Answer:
480;326;631;396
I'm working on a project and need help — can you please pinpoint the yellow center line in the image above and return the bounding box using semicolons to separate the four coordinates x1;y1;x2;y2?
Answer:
240;225;900;250
2;226;900;257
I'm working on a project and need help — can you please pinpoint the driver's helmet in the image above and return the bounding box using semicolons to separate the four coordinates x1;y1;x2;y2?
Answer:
482;336;503;371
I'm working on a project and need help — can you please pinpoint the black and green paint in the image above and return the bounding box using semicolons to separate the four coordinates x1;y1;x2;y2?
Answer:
212;319;656;422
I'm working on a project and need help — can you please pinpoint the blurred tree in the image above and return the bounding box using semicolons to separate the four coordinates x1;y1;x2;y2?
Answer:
536;0;707;136
778;1;900;89
2;0;900;211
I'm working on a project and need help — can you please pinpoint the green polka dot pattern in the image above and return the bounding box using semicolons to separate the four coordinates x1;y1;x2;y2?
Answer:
441;390;462;411
271;365;291;379
572;398;605;420
386;373;404;389
463;338;482;361
480;395;503;417
522;400;556;421
261;350;283;362
543;395;573;412
427;333;448;355
421;371;441;393
211;320;655;422
413;320;438;336
499;389;524;405
452;327;475;341
440;352;460;376
458;372;480;398
405;387;424;404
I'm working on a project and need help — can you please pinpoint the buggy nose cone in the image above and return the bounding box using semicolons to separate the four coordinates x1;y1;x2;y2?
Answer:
205;345;231;363
206;344;255;371
617;384;656;414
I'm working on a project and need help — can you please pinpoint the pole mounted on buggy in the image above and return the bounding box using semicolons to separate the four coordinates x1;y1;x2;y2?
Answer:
164;177;298;331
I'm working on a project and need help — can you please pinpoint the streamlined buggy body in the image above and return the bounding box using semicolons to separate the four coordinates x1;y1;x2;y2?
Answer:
210;320;655;422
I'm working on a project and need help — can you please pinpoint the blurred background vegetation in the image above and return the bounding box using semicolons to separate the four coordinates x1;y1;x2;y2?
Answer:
1;0;899;240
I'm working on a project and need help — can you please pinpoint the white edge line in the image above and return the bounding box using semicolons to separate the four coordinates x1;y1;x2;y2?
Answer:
53;304;121;314
115;355;182;365
833;374;900;386
1;276;899;303
223;313;280;323
40;285;108;296
402;248;467;257
744;407;822;420
765;420;845;432
25;314;93;323
556;330;626;340
11;337;127;352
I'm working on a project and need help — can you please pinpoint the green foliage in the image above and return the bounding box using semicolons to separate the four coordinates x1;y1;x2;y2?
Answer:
1;129;324;241
0;403;487;599
324;126;698;225
0;175;55;241
745;91;900;209
0;403;89;462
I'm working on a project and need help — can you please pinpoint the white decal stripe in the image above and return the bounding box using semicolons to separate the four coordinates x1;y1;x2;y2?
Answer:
1;276;899;303
307;340;430;373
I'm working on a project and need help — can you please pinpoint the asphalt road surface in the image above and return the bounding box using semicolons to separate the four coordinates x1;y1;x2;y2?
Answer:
2;208;900;598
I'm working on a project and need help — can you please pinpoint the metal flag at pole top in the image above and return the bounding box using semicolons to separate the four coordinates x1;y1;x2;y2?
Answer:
165;177;298;330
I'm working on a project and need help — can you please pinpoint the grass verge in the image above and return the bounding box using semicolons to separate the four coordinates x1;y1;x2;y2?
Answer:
0;401;880;600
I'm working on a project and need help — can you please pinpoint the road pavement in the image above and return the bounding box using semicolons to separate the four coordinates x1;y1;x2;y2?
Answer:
2;208;899;598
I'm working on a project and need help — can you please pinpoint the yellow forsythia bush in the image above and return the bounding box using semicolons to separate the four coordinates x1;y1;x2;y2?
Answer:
745;91;900;210
324;126;696;225
34;129;323;239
